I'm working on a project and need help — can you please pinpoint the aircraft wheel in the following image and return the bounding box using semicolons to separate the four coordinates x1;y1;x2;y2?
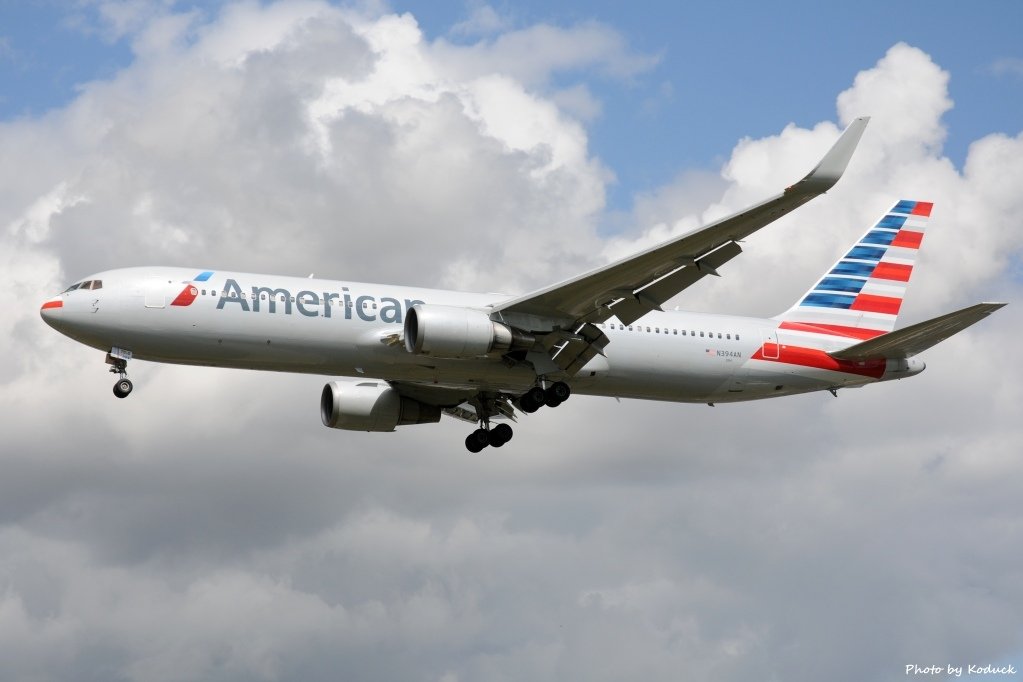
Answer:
490;423;513;447
526;386;545;405
466;428;489;453
544;393;563;408
548;381;571;402
520;393;541;413
113;378;133;399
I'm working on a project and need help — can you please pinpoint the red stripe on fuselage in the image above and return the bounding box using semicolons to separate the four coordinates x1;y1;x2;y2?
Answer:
778;321;887;340
751;344;886;379
41;300;63;310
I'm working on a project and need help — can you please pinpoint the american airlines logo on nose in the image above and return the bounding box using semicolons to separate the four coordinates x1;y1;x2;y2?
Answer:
169;271;214;307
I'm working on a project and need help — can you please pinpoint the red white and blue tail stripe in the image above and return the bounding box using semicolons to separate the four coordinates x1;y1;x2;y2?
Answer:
774;200;932;340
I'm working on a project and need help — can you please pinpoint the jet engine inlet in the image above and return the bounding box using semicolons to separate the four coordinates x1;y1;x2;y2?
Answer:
320;380;441;432
403;304;534;358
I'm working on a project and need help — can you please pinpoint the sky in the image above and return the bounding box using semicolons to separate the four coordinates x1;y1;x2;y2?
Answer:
1;1;1022;681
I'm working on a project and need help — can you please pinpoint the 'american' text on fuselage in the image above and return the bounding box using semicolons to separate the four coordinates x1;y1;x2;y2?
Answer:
216;278;424;322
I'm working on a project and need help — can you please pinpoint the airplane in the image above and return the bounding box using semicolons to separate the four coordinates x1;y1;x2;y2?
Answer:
40;117;1005;452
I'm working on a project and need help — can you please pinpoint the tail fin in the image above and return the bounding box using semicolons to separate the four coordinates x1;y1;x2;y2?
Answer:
774;199;933;340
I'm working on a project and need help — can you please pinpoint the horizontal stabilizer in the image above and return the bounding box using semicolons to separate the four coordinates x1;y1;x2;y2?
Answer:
829;302;1006;361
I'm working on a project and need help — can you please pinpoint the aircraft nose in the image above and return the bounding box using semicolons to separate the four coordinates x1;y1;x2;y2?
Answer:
40;296;64;327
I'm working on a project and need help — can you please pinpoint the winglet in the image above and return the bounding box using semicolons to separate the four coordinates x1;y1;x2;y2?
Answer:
787;116;870;194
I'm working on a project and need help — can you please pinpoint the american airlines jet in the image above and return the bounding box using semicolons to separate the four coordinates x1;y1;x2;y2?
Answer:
40;117;1004;451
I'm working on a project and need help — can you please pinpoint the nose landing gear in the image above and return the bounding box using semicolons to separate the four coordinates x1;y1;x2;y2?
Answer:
106;348;134;398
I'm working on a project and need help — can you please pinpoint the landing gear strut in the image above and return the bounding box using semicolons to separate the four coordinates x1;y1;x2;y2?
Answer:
106;350;133;399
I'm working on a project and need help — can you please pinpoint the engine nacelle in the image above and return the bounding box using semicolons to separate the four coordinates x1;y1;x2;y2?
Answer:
320;380;441;432
403;304;534;358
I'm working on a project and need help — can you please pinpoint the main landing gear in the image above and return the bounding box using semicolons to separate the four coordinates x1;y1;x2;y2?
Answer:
463;381;571;452
106;350;133;399
464;423;513;453
518;381;570;413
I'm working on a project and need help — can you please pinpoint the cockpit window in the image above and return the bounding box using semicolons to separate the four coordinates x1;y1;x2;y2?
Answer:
62;280;103;292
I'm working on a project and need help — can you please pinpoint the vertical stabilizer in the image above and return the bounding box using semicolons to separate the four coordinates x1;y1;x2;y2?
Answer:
774;200;933;339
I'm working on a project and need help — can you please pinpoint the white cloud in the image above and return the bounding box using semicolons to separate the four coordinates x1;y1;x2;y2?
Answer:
430;20;660;88
990;57;1023;79
450;2;511;37
0;5;1021;682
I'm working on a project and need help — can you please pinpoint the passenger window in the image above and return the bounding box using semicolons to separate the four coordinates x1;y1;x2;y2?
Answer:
673;330;677;335
700;332;704;337
212;291;217;297
655;328;660;333
736;334;740;341
718;333;722;339
261;294;266;300
646;327;650;332
628;326;633;331
727;334;731;340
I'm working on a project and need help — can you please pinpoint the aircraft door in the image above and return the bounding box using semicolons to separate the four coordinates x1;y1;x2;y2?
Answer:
760;328;780;359
144;280;169;309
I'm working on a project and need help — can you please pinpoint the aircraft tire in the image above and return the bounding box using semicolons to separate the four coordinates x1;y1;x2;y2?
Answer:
526;386;545;405
466;428;489;452
548;381;571;402
490;423;513;447
113;379;133;399
520;394;541;413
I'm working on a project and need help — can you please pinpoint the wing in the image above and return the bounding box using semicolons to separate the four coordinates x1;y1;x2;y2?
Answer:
493;117;870;330
828;302;1007;361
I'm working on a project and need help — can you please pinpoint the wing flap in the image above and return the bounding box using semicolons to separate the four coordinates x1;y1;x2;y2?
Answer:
828;302;1006;361
552;322;609;375
608;241;744;326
